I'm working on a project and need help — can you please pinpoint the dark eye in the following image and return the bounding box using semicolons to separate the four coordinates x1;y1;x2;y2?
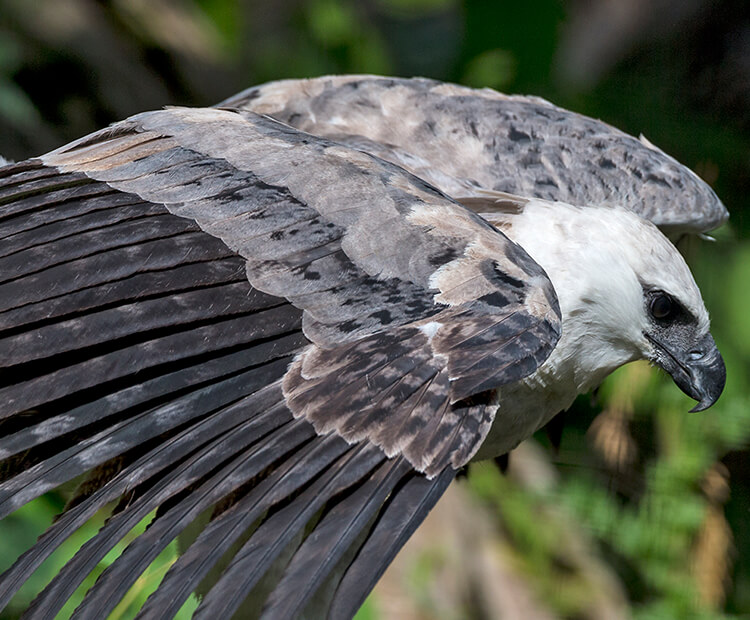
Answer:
650;293;675;320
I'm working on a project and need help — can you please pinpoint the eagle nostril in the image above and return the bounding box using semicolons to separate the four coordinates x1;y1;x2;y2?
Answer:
689;350;705;361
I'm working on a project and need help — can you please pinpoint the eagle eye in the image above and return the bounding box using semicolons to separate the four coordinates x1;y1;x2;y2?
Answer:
649;292;676;321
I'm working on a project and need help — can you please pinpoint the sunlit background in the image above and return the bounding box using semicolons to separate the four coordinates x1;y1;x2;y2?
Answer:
0;0;748;618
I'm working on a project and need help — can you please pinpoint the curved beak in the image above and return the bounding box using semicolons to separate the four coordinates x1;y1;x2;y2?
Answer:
647;332;726;412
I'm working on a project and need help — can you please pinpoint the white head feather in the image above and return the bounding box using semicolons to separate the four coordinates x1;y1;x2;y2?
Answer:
472;199;713;460
488;199;710;394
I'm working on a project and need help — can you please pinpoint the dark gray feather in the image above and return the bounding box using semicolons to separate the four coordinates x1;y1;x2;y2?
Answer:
135;433;352;619
260;457;413;619
191;444;388;620
61;416;314;620
328;466;456;620
0;391;289;612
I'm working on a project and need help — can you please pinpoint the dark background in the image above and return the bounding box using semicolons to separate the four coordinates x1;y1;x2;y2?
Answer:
0;1;748;617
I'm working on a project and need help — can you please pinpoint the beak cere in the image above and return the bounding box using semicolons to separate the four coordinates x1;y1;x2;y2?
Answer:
648;332;726;412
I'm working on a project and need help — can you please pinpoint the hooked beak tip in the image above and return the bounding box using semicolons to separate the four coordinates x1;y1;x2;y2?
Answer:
685;345;725;412
689;398;716;413
649;332;726;412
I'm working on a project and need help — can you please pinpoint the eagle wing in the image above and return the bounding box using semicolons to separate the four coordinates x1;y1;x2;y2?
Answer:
0;107;560;618
224;75;728;236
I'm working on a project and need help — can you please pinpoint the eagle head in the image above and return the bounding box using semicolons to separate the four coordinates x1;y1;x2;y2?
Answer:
494;199;726;411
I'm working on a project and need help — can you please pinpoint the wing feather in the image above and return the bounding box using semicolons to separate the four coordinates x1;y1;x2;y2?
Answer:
189;446;392;620
259;457;413;619
0;390;288;612
328;467;456;620
134;433;352;619
61;417;312;620
26;404;305;619
228;75;727;234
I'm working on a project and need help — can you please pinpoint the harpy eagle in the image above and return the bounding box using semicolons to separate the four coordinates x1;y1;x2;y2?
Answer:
0;75;727;618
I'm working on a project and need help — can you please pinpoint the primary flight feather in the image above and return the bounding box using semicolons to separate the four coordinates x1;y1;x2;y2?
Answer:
0;75;726;619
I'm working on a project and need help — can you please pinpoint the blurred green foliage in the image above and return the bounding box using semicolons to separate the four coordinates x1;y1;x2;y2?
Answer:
0;0;748;618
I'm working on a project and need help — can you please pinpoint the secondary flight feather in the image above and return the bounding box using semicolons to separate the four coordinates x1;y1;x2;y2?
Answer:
0;75;726;619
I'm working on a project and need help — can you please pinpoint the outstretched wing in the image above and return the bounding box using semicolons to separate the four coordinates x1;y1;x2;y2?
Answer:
0;108;560;617
224;75;728;235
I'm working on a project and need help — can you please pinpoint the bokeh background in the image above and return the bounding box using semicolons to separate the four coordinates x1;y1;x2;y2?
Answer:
0;0;749;618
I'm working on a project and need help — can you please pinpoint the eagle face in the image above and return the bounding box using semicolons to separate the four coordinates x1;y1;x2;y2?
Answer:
600;211;726;412
642;288;725;411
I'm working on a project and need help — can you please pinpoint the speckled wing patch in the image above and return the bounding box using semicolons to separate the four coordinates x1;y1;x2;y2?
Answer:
226;75;727;235
43;107;561;474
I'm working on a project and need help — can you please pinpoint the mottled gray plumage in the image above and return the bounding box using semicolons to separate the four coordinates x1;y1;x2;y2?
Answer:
0;76;726;619
224;75;727;235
